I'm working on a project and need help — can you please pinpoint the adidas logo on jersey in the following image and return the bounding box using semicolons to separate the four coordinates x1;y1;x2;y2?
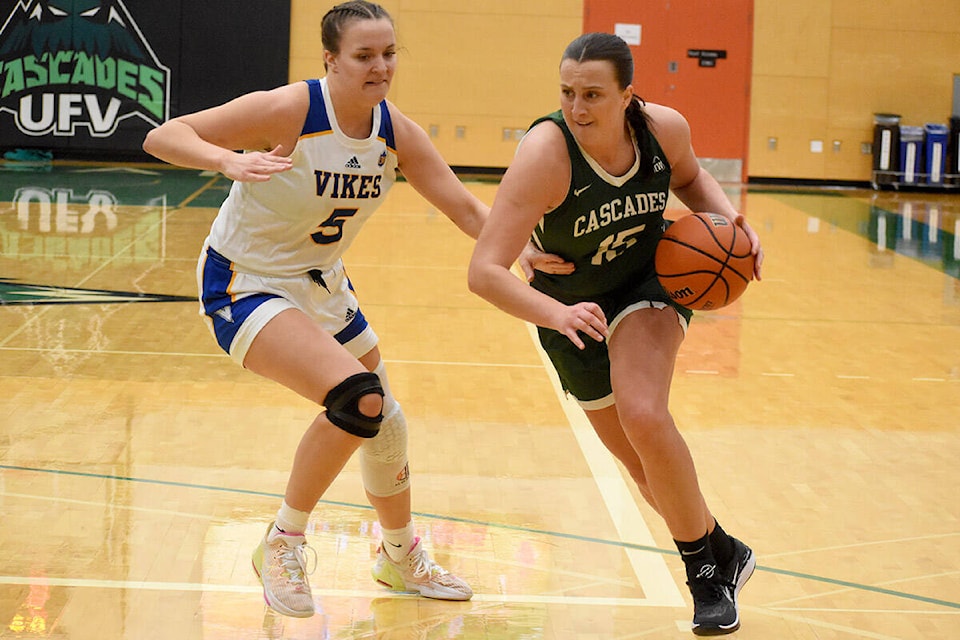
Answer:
214;306;234;323
344;156;362;169
345;307;357;323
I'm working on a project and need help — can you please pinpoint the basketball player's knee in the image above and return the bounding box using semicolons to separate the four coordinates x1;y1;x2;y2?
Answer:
324;372;384;438
620;400;667;430
360;403;410;497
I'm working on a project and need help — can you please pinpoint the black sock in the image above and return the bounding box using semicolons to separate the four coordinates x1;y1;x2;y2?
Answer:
709;520;735;568
675;532;716;582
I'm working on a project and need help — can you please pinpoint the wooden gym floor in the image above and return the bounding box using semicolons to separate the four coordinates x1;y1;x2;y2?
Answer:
0;163;957;639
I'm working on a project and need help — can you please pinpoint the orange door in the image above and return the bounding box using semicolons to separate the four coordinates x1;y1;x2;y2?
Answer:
583;0;754;181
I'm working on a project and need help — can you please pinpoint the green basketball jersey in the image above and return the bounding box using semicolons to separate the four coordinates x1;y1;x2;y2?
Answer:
530;111;671;302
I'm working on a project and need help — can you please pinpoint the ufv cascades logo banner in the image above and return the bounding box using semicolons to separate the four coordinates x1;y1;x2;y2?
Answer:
0;0;170;138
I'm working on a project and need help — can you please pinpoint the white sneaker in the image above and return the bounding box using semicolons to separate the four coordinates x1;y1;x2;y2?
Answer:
251;522;316;617
371;537;473;601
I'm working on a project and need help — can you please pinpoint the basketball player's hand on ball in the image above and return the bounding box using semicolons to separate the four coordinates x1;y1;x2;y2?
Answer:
735;215;764;281
221;145;294;183
518;242;575;282
554;302;607;350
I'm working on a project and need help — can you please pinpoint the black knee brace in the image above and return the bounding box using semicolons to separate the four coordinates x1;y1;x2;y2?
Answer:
323;372;384;438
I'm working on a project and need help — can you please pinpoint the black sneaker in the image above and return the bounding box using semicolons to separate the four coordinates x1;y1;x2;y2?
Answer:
688;570;739;636
721;538;756;609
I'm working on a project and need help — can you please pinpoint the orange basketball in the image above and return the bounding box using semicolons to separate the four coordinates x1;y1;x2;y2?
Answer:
655;212;754;311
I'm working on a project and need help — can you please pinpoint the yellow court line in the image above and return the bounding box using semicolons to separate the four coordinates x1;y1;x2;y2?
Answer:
524;322;686;608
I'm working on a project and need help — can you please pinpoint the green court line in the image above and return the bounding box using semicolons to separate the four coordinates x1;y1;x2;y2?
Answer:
2;463;957;611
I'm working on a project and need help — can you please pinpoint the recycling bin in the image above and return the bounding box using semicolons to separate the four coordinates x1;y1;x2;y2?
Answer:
899;125;925;184
924;123;948;184
872;113;900;184
948;116;960;186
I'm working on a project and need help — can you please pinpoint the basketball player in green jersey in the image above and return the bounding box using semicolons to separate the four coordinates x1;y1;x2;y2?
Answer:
469;33;764;636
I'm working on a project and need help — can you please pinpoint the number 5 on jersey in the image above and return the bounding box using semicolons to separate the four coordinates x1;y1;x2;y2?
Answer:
311;208;359;244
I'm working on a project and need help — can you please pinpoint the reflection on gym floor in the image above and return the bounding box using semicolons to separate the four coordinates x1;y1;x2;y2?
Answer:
1;164;958;639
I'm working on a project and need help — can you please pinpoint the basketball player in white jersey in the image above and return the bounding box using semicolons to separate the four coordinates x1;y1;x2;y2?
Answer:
143;0;563;618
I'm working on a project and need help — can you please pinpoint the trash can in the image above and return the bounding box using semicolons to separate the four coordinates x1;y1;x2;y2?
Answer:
872;113;900;184
899;125;925;184
924;123;949;184
948;116;960;186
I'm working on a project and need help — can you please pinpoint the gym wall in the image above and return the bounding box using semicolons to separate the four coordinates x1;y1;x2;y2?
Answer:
3;0;956;183
293;0;960;182
288;0;582;169
749;0;960;182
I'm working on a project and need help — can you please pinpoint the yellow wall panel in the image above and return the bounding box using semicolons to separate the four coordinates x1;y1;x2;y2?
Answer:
394;9;580;166
400;115;526;167
829;29;960;129
824;128;875;181
749;77;829;179
832;0;960;33
752;0;832;77
395;13;573;117
288;0;579;167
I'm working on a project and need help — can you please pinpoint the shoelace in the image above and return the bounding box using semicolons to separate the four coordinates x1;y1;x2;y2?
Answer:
407;547;445;580
275;541;318;586
688;576;733;604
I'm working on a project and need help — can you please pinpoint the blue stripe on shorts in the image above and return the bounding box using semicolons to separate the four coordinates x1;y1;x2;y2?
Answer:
334;305;368;345
200;247;279;354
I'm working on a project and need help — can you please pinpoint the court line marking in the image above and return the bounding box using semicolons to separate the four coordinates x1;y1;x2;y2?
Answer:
2;464;958;610
0;489;637;590
744;605;910;640
0;347;544;368
522;322;685;607
0;577;667;607
763;531;960;559
771;607;960;616
2;345;957;384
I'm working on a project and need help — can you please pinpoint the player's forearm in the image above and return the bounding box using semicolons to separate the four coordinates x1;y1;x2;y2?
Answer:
468;262;561;328
672;168;741;222
143;121;235;173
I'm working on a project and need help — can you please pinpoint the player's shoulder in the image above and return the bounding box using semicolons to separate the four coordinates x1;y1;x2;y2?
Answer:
383;100;424;142
244;82;309;122
641;102;692;158
502;120;570;199
517;119;567;160
642;102;689;130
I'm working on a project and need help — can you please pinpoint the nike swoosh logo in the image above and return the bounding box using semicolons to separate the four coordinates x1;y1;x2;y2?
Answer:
574;184;592;196
680;546;705;556
387;541;403;548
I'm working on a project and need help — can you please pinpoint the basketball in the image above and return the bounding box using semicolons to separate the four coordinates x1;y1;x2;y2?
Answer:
655;212;754;311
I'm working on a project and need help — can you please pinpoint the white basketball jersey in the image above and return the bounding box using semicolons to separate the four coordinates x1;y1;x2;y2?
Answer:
206;77;399;276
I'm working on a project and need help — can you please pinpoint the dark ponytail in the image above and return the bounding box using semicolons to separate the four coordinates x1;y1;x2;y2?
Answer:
626;95;650;135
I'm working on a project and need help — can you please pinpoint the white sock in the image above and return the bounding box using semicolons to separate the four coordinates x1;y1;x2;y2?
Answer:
275;500;310;535
381;521;416;561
